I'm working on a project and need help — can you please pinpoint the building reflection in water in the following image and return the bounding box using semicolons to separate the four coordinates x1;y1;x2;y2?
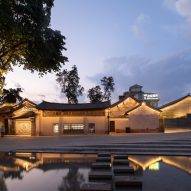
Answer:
128;155;191;174
0;152;190;191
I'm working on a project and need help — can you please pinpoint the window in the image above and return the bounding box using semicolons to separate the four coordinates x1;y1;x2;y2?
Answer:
53;124;59;133
63;124;84;130
63;124;84;134
88;123;95;133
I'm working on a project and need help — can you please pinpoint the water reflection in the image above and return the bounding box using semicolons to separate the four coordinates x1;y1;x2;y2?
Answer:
58;166;85;191
0;177;7;191
128;155;191;174
0;152;190;191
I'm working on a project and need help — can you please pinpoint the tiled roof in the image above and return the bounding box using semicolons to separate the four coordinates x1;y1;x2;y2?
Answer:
12;111;36;119
36;100;111;111
0;106;13;114
125;103;161;114
110;95;141;108
13;98;36;111
159;94;191;109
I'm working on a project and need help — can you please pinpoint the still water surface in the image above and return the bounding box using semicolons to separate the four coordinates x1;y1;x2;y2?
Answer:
0;153;190;191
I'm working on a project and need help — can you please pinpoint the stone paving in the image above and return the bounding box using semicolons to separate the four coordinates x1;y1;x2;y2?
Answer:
0;131;190;155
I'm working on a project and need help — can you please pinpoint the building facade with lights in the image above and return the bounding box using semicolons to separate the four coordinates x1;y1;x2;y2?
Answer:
160;94;191;129
0;95;162;136
2;85;190;136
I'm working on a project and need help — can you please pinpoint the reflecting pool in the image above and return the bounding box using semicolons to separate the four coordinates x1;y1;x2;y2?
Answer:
0;153;190;191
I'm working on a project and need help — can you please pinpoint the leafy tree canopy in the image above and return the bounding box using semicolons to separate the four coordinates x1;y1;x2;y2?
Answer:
0;0;68;75
101;76;115;101
87;85;103;103
0;88;23;103
56;65;84;104
87;76;115;103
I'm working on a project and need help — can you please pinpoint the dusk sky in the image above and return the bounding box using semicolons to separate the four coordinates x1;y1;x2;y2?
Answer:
5;0;191;105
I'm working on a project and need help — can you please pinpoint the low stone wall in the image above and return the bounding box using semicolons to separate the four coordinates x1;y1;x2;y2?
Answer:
114;127;161;133
130;128;161;133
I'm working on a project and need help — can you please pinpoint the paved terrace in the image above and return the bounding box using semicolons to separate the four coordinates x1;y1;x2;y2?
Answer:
0;131;191;156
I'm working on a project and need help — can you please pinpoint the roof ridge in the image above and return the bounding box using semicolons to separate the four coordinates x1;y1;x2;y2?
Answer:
159;94;191;109
41;100;110;105
110;95;141;108
126;102;161;114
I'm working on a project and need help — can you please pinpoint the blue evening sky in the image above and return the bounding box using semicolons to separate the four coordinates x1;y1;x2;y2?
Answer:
5;0;191;105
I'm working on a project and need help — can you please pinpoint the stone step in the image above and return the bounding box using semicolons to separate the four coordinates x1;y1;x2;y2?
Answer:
115;189;142;191
80;182;112;191
89;171;113;180
18;148;191;156
98;153;111;158
114;155;128;160
113;159;130;166
115;176;142;187
113;166;135;174
96;157;111;163
59;147;191;153
91;162;111;170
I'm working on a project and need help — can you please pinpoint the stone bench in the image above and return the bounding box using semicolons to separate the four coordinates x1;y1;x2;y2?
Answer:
89;171;113;180
113;155;128;160
80;182;112;191
113;159;129;166
91;162;111;170
115;176;142;187
98;153;111;158
113;166;135;174
96;157;111;163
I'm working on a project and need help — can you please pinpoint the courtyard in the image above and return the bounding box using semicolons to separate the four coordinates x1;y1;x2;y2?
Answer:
0;131;190;153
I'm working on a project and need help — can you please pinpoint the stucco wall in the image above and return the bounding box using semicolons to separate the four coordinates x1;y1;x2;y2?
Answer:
129;104;160;132
85;116;107;134
161;97;191;118
110;119;129;133
39;114;107;135
129;114;159;130
40;116;60;135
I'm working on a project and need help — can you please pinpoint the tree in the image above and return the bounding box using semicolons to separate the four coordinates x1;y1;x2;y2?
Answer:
87;76;115;103
0;74;5;94
0;88;23;103
0;179;7;191
0;0;68;77
87;85;103;103
56;65;84;104
101;76;115;101
58;166;85;191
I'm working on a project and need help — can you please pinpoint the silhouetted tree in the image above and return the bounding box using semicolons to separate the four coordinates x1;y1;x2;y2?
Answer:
3;171;23;180
87;85;103;103
87;76;115;103
0;88;23;103
0;178;7;191
101;76;115;101
0;0;68;81
56;65;84;103
0;75;5;94
58;166;85;191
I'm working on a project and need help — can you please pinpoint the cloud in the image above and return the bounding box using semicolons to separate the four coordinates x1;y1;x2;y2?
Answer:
164;0;191;31
87;49;191;105
132;14;150;40
38;94;46;100
175;0;191;22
